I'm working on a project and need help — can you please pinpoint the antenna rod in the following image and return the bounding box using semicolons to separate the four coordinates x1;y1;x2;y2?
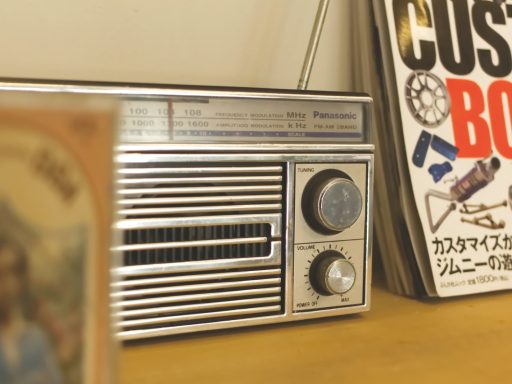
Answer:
297;0;330;90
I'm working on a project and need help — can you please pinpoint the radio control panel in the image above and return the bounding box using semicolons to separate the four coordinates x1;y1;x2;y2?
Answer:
293;163;368;312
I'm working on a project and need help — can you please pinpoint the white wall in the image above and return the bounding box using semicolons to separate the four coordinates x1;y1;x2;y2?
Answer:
0;0;353;91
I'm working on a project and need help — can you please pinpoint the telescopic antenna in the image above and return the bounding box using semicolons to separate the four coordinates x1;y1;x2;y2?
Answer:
297;0;331;90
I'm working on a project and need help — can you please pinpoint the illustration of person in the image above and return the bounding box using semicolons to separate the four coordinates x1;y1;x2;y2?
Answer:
0;237;62;384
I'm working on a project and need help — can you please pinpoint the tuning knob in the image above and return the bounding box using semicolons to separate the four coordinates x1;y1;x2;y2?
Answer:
302;170;362;234
309;250;356;295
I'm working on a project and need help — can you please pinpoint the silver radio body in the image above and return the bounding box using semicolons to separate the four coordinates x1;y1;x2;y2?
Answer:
113;86;374;340
0;81;373;340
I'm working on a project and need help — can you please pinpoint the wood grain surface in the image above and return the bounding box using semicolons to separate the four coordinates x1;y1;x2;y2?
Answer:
120;284;512;383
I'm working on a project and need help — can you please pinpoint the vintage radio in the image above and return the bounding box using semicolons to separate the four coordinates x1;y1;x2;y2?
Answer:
0;81;373;340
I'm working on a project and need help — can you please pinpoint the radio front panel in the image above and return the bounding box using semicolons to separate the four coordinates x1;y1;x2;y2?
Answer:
113;147;372;339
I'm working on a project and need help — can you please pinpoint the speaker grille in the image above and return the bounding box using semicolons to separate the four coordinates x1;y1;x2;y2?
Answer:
113;151;285;339
112;267;282;339
122;223;272;265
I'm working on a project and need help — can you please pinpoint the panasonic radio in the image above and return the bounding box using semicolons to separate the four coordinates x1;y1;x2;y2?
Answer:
0;81;374;340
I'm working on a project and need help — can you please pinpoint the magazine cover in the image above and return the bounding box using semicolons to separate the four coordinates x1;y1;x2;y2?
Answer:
0;91;116;383
376;0;512;296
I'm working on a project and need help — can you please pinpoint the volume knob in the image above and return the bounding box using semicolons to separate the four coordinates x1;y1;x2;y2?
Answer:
302;170;363;234
309;250;356;296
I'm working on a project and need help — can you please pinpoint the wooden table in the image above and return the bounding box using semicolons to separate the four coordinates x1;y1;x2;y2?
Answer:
120;283;512;383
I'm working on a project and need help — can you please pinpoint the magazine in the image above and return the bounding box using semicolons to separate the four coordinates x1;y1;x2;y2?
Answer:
363;0;512;296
